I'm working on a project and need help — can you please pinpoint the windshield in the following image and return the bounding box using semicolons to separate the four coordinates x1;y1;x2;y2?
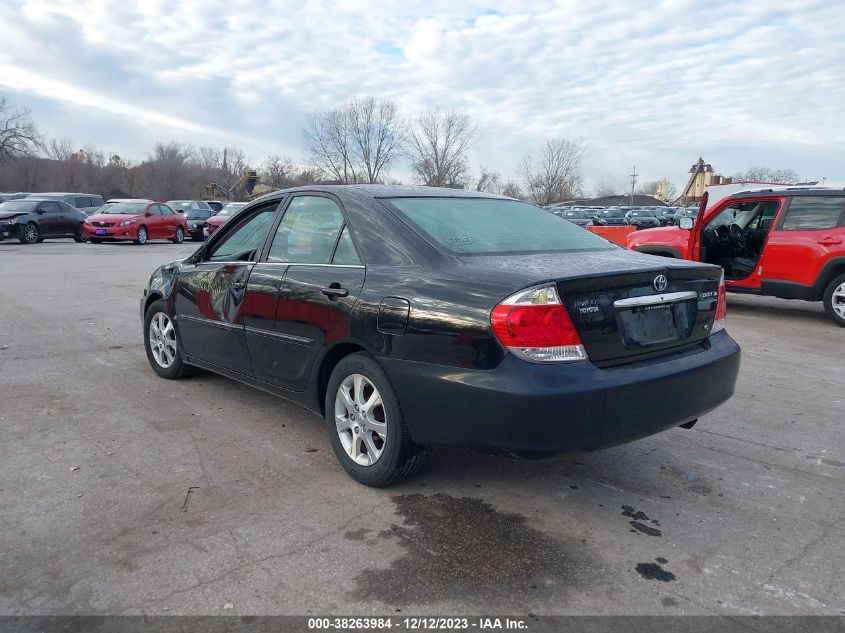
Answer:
166;200;191;211
630;209;657;217
565;210;591;218
186;210;212;220
101;202;147;215
0;200;39;213
218;204;245;216
387;197;614;255
601;209;626;217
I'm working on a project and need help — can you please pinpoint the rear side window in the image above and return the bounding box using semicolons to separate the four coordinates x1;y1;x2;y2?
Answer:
332;226;361;265
782;196;845;230
387;197;614;254
267;196;345;264
75;196;93;207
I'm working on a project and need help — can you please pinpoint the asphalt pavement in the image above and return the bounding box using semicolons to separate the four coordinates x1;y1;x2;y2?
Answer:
0;240;842;616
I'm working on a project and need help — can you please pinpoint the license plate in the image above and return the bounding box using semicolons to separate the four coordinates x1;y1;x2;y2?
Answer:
618;304;679;348
95;228;107;235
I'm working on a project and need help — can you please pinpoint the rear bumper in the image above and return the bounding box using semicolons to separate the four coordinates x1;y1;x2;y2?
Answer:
379;331;740;455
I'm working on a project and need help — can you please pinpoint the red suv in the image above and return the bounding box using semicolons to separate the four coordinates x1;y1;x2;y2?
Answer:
627;187;845;326
83;200;188;245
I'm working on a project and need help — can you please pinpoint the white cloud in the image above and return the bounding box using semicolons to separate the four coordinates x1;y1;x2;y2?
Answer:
0;0;843;190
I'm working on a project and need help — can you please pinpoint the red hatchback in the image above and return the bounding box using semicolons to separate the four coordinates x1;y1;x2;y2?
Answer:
84;200;188;245
203;201;246;238
627;187;845;326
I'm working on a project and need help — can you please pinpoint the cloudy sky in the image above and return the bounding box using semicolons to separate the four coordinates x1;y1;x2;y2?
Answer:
1;0;843;192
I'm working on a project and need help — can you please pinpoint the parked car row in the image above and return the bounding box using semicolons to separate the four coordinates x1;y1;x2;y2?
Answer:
546;204;699;229
0;192;246;245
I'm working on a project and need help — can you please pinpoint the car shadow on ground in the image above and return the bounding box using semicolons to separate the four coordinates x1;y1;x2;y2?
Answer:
726;294;830;324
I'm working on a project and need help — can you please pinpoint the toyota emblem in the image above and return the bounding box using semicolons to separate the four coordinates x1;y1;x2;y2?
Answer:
653;275;668;292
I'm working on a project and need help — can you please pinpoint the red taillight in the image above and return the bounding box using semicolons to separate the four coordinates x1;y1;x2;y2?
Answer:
712;272;727;334
490;284;587;363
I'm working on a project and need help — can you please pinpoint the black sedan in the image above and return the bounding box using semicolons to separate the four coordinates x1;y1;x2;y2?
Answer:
183;208;215;240
0;198;86;244
141;186;740;486
592;208;628;226
625;208;662;229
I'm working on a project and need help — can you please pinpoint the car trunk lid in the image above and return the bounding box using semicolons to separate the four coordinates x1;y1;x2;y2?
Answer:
460;249;722;366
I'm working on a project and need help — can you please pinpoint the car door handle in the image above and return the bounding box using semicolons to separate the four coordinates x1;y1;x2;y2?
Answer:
321;284;349;298
818;237;842;246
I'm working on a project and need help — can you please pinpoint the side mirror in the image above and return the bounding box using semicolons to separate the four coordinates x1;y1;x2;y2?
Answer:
36;208;46;215
145;210;153;217
679;217;694;230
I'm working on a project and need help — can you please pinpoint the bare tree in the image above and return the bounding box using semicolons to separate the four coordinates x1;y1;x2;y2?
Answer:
501;180;524;200
520;138;586;206
304;97;404;184
347;96;405;183
261;155;295;189
45;137;74;162
407;109;477;187
0;98;43;160
733;167;799;184
304;106;358;183
637;177;676;202
474;166;501;193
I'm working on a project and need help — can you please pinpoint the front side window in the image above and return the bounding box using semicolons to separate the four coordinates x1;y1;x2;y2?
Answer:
387;197;614;255
267;196;345;264
41;201;62;214
208;206;276;262
782;196;845;230
75;196;92;208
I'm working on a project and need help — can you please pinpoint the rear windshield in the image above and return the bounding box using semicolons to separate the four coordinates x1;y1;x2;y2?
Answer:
101;202;147;215
387;197;614;255
0;200;38;213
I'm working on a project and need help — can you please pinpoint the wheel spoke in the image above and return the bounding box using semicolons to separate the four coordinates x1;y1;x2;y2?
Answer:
349;434;361;460
367;418;387;437
335;414;352;431
363;433;381;460
362;391;382;415
353;374;365;406
338;387;355;414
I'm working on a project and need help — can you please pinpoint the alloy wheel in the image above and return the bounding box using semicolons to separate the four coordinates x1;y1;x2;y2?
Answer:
137;227;147;244
832;283;845;318
175;227;184;243
334;374;387;466
24;225;38;244
148;312;177;368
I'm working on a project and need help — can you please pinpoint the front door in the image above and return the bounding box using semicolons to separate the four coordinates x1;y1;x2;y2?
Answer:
760;195;845;287
38;201;63;236
246;194;365;390
175;203;279;374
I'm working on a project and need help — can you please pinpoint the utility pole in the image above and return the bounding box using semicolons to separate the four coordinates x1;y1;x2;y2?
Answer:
822;177;827;186
629;166;638;206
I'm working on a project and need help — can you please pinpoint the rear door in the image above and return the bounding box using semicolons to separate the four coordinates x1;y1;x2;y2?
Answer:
157;204;180;237
175;202;279;374
246;194;365;390
761;195;845;287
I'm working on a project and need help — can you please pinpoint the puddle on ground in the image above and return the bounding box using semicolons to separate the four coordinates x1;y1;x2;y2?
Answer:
348;493;593;607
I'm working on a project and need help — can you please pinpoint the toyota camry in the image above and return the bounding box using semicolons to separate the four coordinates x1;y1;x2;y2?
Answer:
140;185;740;486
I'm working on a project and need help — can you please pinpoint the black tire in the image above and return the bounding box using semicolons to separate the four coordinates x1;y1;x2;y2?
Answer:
143;300;195;379
134;226;148;245
171;226;184;244
74;226;85;243
325;352;424;486
20;223;39;244
822;273;845;328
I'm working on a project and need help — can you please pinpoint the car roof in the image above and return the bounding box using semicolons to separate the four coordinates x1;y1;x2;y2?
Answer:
726;186;845;201
263;184;510;201
107;198;152;203
26;192;99;197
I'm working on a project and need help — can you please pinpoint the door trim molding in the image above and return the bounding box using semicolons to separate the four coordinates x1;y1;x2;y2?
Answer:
244;325;313;346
